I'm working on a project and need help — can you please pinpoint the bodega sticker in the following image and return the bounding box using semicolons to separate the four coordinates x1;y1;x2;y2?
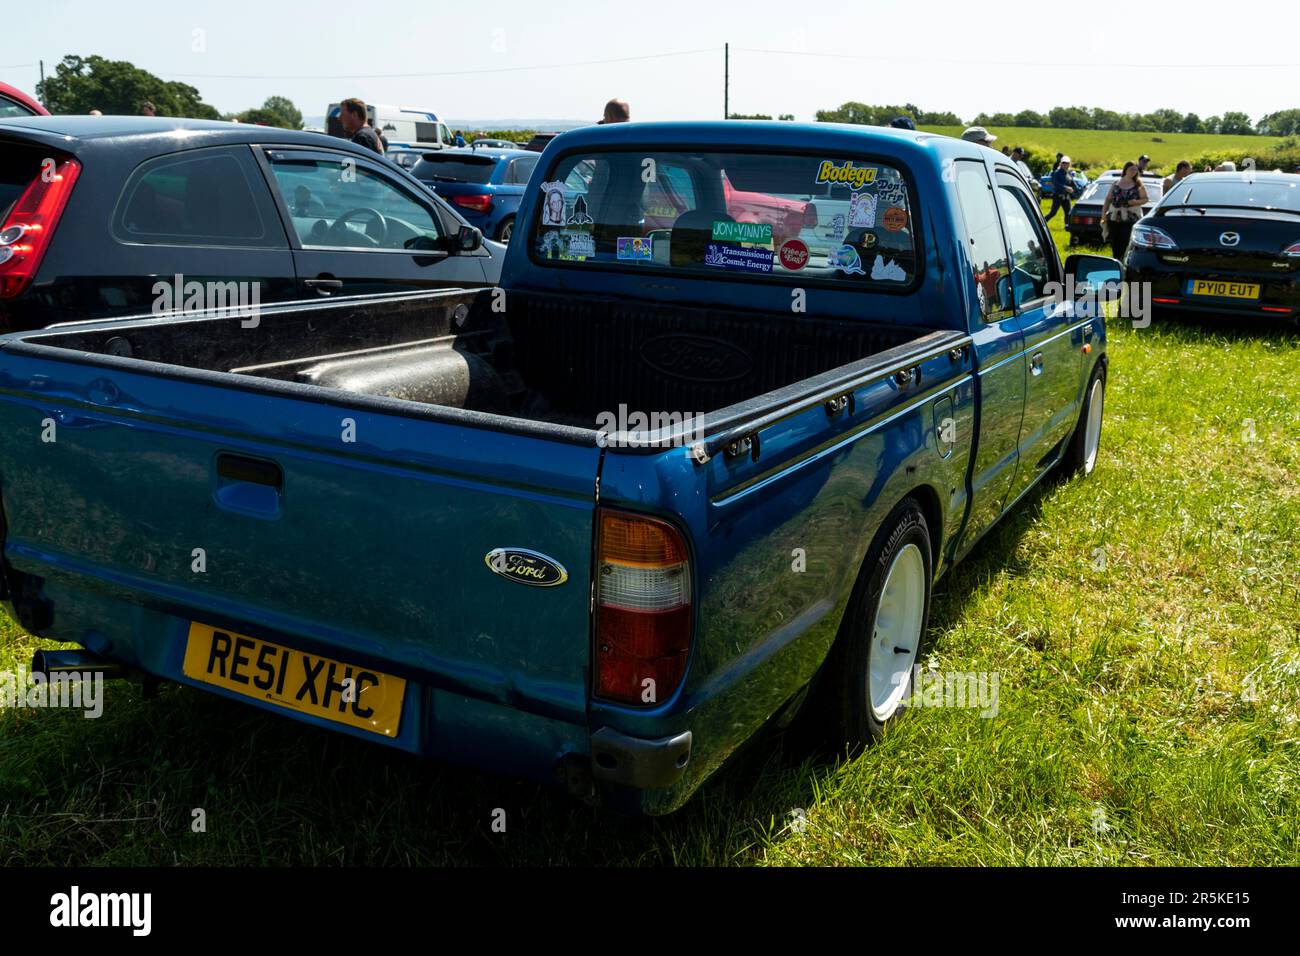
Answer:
539;181;567;226
712;220;773;245
828;244;865;275
616;236;653;261
849;191;877;228
871;257;907;281
814;160;878;190
778;239;809;270
882;206;909;232
705;242;774;274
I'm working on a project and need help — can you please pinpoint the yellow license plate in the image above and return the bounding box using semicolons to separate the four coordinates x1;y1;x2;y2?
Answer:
1187;279;1260;299
182;622;405;736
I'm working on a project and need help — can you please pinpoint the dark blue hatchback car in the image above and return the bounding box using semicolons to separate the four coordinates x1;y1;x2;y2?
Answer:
411;146;539;242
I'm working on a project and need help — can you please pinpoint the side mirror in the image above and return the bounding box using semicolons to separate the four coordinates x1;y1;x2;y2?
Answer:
457;225;483;253
1066;253;1124;291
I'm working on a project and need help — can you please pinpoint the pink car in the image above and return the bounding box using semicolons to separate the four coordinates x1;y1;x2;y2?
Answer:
0;82;49;118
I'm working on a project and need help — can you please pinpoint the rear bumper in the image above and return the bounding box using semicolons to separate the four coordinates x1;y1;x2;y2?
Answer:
1126;256;1299;318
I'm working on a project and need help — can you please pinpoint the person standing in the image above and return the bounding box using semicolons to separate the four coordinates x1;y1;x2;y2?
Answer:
1101;161;1148;259
140;101;157;117
599;98;630;124
338;98;384;154
1010;146;1034;183
1137;154;1151;174
1162;160;1192;194
454;129;466;147
1045;155;1077;221
961;126;999;150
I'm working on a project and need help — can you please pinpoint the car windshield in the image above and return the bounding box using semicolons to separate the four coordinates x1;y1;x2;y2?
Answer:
531;149;919;287
412;156;495;184
1164;177;1300;211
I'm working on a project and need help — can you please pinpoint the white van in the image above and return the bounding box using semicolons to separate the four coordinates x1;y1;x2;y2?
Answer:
325;103;455;150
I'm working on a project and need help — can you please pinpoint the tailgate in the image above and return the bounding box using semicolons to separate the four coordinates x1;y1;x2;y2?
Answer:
0;346;600;727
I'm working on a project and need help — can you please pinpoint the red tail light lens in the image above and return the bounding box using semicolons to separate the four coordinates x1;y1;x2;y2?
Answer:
451;194;493;214
1282;241;1300;258
0;156;81;299
594;509;693;706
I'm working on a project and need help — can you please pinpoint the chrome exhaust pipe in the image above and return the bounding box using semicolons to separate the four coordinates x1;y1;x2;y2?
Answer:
31;649;136;683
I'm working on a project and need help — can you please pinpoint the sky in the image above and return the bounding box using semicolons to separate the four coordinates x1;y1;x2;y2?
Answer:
3;0;1299;125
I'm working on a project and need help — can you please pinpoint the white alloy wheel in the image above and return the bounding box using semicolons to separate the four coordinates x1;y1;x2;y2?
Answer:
867;542;925;721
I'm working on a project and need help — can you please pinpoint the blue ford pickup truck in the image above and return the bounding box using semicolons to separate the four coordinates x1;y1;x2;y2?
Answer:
0;123;1120;814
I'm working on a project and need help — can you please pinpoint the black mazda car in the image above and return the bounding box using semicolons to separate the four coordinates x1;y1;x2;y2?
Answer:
1124;171;1300;322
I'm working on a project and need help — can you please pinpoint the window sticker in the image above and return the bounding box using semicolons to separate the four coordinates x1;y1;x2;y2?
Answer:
778;239;809;270
882;207;909;232
859;231;878;249
705;242;774;274
875;180;907;205
814;160;878;190
616;236;653;261
820;213;847;243
870;256;907;281
539;181;567;226
566;195;593;225
849;192;878;228
712;220;773;246
561;230;595;259
828;244;866;275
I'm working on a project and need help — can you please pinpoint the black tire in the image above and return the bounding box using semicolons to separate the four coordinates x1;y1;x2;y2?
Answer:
496;217;515;243
823;497;934;752
1060;360;1106;477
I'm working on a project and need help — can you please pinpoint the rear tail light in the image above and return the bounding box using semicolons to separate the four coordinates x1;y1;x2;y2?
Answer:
802;202;819;229
1131;223;1177;250
451;194;493;214
0;156;81;299
594;508;693;707
1282;241;1300;257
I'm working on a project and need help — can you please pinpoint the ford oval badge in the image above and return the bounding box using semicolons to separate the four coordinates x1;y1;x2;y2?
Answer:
484;548;569;587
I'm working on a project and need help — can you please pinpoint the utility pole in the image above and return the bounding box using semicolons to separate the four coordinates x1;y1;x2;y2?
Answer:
38;59;45;100
724;43;728;120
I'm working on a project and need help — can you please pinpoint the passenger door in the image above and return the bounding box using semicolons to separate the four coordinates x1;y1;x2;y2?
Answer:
258;147;489;297
995;169;1082;495
953;160;1026;547
97;145;299;319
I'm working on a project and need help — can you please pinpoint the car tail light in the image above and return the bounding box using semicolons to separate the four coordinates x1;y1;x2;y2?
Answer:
451;194;493;214
0;156;81;299
1131;223;1177;250
1282;241;1300;257
594;508;692;706
802;202;819;229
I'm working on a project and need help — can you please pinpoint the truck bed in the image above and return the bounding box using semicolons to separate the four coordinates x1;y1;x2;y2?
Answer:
18;288;944;439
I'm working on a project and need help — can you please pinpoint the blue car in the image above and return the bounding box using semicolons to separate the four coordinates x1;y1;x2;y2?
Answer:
1039;167;1089;198
410;146;539;242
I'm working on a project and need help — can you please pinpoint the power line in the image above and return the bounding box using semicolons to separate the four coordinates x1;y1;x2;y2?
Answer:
733;46;1300;70
157;47;718;81
0;62;38;70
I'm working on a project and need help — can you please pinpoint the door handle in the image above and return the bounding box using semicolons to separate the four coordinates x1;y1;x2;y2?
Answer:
304;278;343;295
1030;352;1044;376
215;453;283;518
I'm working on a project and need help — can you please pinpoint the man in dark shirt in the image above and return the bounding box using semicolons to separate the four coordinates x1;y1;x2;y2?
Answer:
339;98;384;154
1045;155;1076;221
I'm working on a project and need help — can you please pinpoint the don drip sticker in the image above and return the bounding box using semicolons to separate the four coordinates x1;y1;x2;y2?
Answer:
539;181;567;226
828;244;865;276
849;192;877;228
616;237;653;261
874;180;907;205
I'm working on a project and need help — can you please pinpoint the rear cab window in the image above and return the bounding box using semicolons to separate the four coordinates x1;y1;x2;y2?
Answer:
528;149;920;288
413;155;496;184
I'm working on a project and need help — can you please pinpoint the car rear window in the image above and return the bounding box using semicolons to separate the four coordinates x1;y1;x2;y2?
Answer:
0;144;44;220
412;155;496;184
529;150;918;287
1163;177;1300;211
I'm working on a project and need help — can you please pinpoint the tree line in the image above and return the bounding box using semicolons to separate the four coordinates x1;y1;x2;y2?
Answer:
816;102;1300;136
35;55;303;129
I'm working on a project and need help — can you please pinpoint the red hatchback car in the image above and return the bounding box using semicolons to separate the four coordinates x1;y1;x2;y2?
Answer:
0;82;48;118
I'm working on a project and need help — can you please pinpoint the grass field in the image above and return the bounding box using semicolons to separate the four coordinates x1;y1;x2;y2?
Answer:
921;126;1286;173
1;220;1297;866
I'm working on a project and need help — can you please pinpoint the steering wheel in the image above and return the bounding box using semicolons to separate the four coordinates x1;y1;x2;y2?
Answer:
327;207;388;246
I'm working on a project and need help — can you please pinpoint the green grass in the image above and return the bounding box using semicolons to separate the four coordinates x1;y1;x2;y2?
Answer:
1;229;1298;865
921;125;1288;173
